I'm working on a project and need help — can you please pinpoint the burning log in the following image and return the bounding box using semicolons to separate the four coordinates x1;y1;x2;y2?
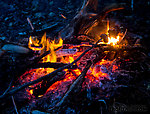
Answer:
15;46;63;78
100;45;146;52
32;62;77;69
48;60;92;111
33;71;66;97
0;40;101;100
31;39;102;97
56;48;78;57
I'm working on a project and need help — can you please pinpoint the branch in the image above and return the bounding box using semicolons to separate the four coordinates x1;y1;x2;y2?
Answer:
20;23;59;36
24;46;62;70
0;40;101;100
11;96;19;114
48;61;92;111
31;62;78;69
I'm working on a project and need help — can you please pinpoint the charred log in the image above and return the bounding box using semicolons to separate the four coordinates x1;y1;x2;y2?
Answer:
48;60;92;111
0;40;100;100
31;62;77;69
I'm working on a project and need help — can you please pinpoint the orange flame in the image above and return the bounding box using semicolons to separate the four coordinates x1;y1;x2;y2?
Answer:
28;33;47;51
107;35;120;45
23;29;119;97
98;20;121;46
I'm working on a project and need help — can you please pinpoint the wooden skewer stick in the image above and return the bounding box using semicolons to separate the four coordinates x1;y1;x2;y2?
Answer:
27;17;34;31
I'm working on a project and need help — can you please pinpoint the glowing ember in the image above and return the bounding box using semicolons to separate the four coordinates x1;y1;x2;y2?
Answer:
28;33;47;51
20;28;119;98
107;35;120;45
98;35;120;46
88;59;117;80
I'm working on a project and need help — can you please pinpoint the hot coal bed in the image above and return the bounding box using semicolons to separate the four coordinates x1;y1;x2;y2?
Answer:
0;0;150;114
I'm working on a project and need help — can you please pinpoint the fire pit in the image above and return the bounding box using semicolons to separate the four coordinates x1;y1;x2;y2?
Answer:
0;0;149;113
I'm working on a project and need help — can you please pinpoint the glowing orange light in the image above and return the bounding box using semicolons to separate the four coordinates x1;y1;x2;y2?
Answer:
60;14;67;19
107;35;120;45
28;33;46;51
98;19;121;46
29;90;33;95
23;29;119;98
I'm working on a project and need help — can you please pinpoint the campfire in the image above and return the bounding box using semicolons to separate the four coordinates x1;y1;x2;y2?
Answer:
0;0;149;113
21;20;121;98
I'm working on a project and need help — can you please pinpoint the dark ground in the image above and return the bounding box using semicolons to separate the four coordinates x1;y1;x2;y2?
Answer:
0;0;81;41
0;0;149;48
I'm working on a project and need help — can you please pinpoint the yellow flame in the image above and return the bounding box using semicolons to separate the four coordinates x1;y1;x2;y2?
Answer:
28;33;46;51
107;19;109;35
107;35;120;45
42;38;63;63
98;35;120;46
98;19;120;46
38;95;43;97
29;90;33;95
28;33;63;78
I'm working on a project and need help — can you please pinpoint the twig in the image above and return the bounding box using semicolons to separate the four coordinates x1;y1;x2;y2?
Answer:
19;23;59;37
11;96;19;114
2;80;13;96
0;40;101;100
99;45;145;51
27;17;34;31
27;46;62;69
30;51;50;65
48;61;92;111
30;23;59;36
118;29;127;44
98;99;107;110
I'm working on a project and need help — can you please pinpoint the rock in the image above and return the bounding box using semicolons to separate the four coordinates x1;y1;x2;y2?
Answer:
9;22;13;27
2;44;30;54
48;12;55;17
35;12;43;18
4;17;9;21
18;32;27;36
32;110;49;114
0;37;6;40
32;0;39;11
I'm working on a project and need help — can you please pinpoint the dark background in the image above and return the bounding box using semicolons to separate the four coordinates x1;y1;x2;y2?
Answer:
0;0;149;49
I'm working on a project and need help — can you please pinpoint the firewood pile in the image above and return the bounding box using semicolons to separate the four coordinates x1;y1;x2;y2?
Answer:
0;0;149;113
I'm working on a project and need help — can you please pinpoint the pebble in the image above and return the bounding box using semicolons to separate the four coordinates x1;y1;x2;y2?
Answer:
18;32;27;35
9;22;13;27
48;12;55;17
32;110;49;114
0;37;6;40
35;12;43;18
4;17;9;21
